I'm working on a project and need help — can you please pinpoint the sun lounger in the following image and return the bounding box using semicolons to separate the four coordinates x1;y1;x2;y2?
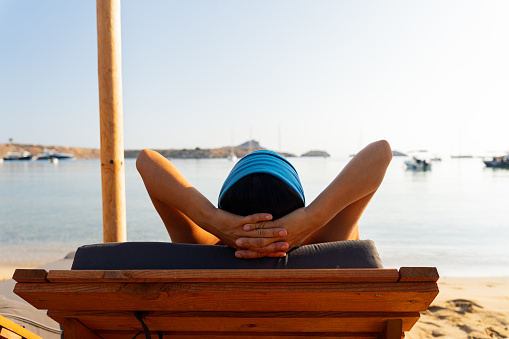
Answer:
13;241;439;338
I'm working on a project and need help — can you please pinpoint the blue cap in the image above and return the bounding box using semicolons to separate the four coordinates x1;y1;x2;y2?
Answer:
218;150;305;207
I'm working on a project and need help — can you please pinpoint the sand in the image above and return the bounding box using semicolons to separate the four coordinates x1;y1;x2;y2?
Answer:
407;277;509;339
1;267;507;338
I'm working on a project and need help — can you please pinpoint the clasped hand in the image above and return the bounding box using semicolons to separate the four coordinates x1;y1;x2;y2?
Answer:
230;207;316;259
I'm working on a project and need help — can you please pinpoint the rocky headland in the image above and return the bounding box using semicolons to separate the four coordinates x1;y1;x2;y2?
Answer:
301;150;330;157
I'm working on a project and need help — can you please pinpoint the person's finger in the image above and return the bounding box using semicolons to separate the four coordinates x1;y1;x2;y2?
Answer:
239;228;287;238
236;238;289;251
235;247;287;259
243;213;272;225
265;251;287;258
243;219;282;231
236;237;272;249
235;249;265;259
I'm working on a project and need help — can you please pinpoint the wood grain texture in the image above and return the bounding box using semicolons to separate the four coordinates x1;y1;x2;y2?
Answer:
63;318;103;339
48;310;419;333
12;269;48;283
398;267;439;282
15;282;438;312
94;330;383;338
46;269;400;283
96;0;127;243
377;319;403;339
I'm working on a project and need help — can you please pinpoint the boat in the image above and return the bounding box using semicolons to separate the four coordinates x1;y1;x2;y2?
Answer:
404;157;432;171
37;149;76;160
227;148;237;162
3;151;35;161
483;155;509;169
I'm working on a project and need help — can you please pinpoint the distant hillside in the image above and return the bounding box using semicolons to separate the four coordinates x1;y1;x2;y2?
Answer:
301;150;330;157
125;140;296;159
1;140;296;160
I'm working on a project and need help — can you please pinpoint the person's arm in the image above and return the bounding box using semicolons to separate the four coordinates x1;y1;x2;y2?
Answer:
136;149;289;254
235;140;393;258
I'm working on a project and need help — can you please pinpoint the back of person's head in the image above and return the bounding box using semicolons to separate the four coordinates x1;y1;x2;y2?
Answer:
218;150;305;220
219;173;304;220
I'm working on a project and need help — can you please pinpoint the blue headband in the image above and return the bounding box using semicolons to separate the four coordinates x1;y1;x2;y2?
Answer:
218;150;305;207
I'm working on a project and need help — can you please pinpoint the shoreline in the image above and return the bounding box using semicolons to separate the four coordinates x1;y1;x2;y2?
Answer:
1;264;508;338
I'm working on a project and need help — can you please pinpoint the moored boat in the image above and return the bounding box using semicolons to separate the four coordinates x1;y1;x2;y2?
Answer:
405;157;432;170
37;149;76;160
404;151;432;171
483;155;509;169
3;151;35;161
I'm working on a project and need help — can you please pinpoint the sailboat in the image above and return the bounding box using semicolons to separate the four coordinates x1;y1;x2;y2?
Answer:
227;147;237;162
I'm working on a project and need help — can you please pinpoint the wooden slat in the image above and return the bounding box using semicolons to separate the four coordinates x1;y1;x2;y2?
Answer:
48;310;419;333
398;268;439;282
12;269;48;283
377;319;403;339
63;318;103;339
16;282;438;313
0;315;42;339
46;269;401;283
95;330;383;338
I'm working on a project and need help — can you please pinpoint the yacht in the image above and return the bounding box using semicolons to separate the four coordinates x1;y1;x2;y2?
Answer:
3;151;35;161
37;149;76;160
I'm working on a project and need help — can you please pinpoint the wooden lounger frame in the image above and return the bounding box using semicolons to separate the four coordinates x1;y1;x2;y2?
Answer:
13;267;438;339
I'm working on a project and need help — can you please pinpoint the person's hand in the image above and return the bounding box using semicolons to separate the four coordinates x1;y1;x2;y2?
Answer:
210;209;290;257
234;207;320;259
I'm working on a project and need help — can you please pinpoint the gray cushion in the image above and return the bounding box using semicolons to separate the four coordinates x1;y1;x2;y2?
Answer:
0;296;63;339
71;240;383;270
0;253;73;339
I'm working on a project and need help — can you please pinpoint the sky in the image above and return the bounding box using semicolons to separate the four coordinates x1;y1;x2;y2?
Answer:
1;1;508;157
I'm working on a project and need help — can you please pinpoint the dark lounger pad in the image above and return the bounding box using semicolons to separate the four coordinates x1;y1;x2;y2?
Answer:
71;240;383;270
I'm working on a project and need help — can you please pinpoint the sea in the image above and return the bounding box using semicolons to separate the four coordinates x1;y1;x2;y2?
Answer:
1;156;508;277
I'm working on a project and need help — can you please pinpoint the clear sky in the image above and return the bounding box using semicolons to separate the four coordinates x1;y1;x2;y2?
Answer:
1;1;508;157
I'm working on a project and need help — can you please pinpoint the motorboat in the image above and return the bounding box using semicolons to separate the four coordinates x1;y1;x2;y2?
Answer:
37;149;76;160
483;155;509;169
404;156;432;171
3;151;35;161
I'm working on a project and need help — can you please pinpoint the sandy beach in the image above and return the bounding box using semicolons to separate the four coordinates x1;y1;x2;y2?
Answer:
407;276;509;339
1;266;507;339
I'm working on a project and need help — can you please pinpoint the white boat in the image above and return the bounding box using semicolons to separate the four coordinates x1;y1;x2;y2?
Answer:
405;157;432;171
37;149;76;160
227;148;237;162
3;151;35;161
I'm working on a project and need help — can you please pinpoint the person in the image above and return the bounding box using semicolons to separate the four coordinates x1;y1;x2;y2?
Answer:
136;139;392;259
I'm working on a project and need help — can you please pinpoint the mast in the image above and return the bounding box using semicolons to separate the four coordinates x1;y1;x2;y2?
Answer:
96;0;127;242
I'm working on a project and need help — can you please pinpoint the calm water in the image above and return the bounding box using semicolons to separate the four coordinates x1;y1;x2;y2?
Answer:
1;156;508;277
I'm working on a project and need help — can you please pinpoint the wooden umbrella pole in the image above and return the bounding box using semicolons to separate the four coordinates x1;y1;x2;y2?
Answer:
96;0;127;242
